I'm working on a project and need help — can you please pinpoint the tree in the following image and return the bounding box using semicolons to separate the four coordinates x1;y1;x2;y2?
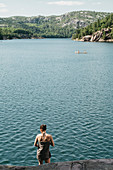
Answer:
97;19;101;29
93;22;97;32
102;31;106;40
110;29;113;39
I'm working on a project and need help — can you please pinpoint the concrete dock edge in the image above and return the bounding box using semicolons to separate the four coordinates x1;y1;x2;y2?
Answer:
0;159;113;170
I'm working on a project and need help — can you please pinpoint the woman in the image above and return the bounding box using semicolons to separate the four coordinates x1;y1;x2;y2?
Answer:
34;124;55;165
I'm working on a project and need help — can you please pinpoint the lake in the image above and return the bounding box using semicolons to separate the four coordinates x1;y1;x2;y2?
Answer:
0;39;113;166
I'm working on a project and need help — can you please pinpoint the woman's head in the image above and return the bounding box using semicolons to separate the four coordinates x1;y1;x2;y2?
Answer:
40;124;46;132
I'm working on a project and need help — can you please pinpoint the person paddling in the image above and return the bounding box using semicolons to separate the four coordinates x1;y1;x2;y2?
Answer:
34;124;55;165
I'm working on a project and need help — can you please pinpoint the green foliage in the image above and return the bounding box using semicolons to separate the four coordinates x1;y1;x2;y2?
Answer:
72;13;113;40
110;29;113;39
0;11;111;40
102;31;106;40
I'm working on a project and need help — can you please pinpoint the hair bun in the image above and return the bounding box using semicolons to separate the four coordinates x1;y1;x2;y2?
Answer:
40;124;47;131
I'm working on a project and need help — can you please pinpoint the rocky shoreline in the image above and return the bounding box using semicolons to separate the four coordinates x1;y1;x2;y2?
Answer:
74;28;113;42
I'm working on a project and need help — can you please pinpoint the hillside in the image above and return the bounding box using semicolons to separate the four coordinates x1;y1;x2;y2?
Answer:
0;11;110;39
72;13;113;42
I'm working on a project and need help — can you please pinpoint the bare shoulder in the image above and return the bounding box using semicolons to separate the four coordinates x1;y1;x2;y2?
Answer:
36;134;41;139
46;134;53;139
46;133;54;146
46;133;51;137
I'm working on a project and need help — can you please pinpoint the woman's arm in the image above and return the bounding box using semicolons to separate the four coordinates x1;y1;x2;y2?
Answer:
50;135;55;147
34;135;39;147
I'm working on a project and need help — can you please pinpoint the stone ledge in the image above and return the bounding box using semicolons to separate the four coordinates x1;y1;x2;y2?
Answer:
0;159;113;170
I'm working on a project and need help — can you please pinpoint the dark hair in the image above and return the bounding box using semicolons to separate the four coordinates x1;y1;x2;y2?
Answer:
40;124;46;131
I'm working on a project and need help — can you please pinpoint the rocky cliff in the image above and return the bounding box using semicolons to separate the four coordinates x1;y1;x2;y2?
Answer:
75;28;113;42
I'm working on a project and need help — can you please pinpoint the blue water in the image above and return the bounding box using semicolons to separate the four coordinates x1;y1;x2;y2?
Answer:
0;39;113;166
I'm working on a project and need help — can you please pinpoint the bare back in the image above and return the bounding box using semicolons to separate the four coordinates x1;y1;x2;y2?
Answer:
34;133;54;147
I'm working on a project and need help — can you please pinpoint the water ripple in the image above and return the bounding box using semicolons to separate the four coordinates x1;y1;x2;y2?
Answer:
0;39;113;165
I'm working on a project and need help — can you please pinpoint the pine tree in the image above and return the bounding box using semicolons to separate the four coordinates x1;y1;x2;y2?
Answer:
102;31;106;40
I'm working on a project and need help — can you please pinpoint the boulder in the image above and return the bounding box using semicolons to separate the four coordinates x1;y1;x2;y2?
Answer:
83;35;92;41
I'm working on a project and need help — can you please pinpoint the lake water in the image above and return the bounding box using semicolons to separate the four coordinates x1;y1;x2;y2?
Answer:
0;39;113;166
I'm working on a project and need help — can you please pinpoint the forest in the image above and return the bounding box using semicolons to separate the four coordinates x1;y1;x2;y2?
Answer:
72;13;113;40
0;11;111;40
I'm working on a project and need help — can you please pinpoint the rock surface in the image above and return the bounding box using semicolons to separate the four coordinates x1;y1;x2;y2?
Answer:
76;28;113;42
0;159;113;170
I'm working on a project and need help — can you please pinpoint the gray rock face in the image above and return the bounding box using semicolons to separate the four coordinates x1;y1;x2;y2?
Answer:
83;35;92;41
82;28;113;42
0;159;113;170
